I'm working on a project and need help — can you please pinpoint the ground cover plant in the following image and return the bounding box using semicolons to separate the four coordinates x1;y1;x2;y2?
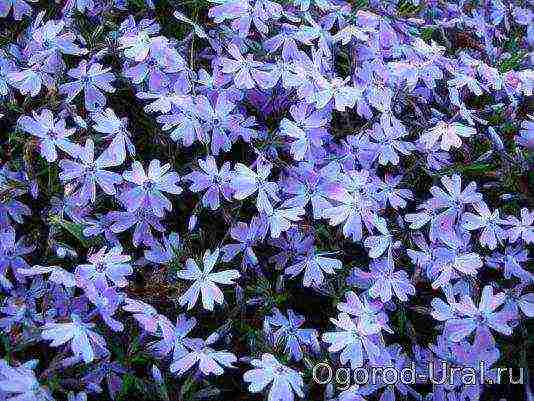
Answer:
0;0;532;400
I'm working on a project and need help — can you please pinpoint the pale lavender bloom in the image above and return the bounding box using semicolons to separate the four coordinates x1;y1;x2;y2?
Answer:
243;353;304;401
59;139;123;205
364;215;396;259
231;161;279;214
149;314;196;361
503;208;533;244
60;61;115;111
176;248;240;311
108;207;165;247
92;108;135;164
486;244;532;283
221;218;265;266
420;122;476;151
75;245;132;290
0;228;34;289
18;109;79;162
517;293;534;317
376;174;412;210
221;44;267;89
144;232;180;265
517;116;533;149
285;249;341;287
41;314;108;363
170;334;236;376
184;156;233;210
84;285;124;332
368;115;414;165
428;234;482;289
323;170;378;241
0;56;16;96
123;298;168;334
336;291;392;335
352;259;415;303
0;359;54;401
261;205;305;239
313;76;361;111
322;312;382;369
264;308;319;361
461;202;507;249
122;160;182;217
0;0;35;19
17;265;76;287
279;102;328;161
431;285;514;342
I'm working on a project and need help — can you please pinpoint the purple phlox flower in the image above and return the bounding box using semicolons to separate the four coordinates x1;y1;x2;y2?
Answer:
170;333;236;376
122;160;182;217
185;156;233;210
517;116;533;149
82;213;120;245
18;265;76;288
231;160;279;213
60;61;115;111
0;0;35;20
323;169;379;241
264;308;319;361
312;76;361;112
420;122;476;151
75;245;132;290
82;360;127;398
0;228;34;289
486;244;532;283
196;92;239;153
372;344;422;401
18;109;80;162
376;174;412;210
368;114;415;165
176;248;240;311
123;36;186;92
221;218;265;266
280;101;329;161
517;292;534;317
285;248;341;287
221;44;267;90
261;204;305;239
157;99;203;147
337;291;392;335
352;258;416;303
0;359;54;401
144;232;180;265
259;59;302;90
123;297;168;334
41;313;108;363
280;162;338;219
263;24;300;61
503;207;533;244
118;18;160;62
108;206;165;247
243;353;304;401
59;138;123;205
428;233;482;289
49;194;90;223
363;214;398;259
92;108;135;163
268;227;314;269
0;56;17;96
431;285;514;342
426;174;482;239
149;314;196;360
26;16;87;71
83;284;124;332
461;202;507;249
7;64;52;97
322;311;383;369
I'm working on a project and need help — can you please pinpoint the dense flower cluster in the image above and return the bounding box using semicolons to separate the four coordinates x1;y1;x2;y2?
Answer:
0;0;532;400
